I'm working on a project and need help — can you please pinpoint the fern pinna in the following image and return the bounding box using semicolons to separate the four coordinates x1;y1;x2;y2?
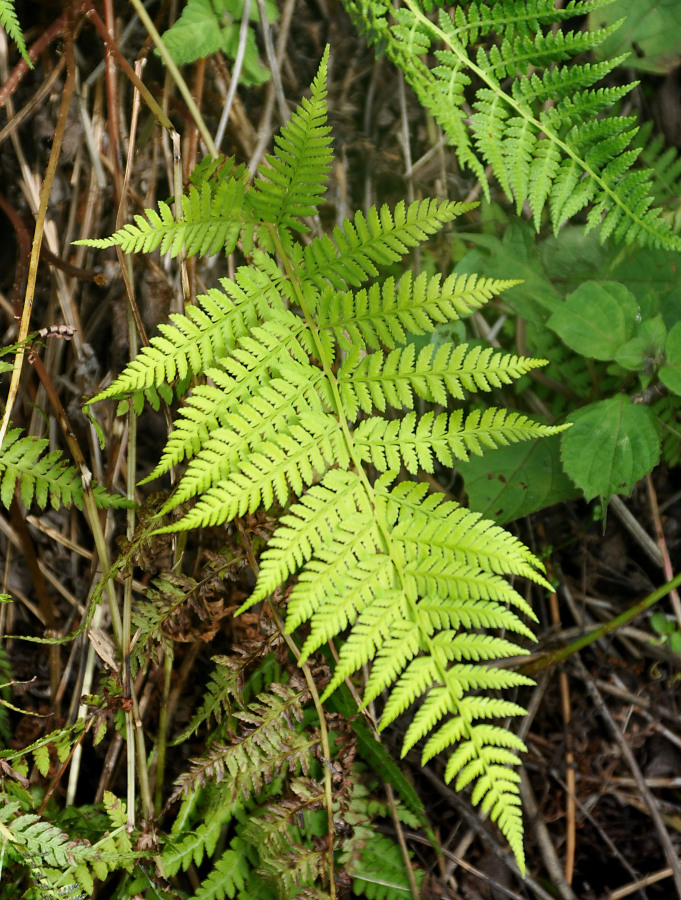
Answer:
340;0;681;251
83;49;564;870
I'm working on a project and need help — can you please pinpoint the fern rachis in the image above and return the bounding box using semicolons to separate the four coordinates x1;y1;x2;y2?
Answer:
83;47;566;872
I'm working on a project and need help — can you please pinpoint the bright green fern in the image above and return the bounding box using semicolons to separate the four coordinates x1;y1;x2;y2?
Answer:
83;48;566;870
340;0;681;251
0;0;30;66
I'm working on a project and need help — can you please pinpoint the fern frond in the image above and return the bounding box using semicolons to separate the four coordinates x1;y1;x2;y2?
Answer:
379;477;549;585
241;781;327;894
345;832;422;900
0;427;132;512
342;0;681;250
0;0;30;65
87;51;562;870
163;798;239;877
252;469;371;602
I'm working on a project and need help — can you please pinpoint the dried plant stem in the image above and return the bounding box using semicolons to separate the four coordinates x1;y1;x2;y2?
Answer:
575;657;681;897
0;16;76;449
548;589;575;884
646;474;681;628
127;0;218;157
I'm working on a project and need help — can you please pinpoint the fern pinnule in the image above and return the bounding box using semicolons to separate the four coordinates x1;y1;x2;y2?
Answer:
338;342;545;415
188;845;248;900
75;159;250;259
300;199;471;290
318;271;520;350
354;407;561;472
89;266;285;405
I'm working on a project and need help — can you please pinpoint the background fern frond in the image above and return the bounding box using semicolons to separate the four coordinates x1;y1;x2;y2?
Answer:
170;685;315;804
0;427;132;511
341;0;681;250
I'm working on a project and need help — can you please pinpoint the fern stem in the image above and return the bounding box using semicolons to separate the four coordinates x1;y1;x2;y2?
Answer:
128;0;218;158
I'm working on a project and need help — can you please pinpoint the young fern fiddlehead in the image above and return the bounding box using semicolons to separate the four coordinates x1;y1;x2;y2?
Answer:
82;48;566;869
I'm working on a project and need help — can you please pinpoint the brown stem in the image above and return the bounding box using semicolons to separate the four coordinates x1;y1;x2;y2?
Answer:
0;191;31;318
82;2;175;134
0;11;70;110
103;0;124;205
0;6;77;449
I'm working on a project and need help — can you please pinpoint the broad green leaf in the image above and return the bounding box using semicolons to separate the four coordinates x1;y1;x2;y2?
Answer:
589;0;681;74
615;316;667;371
561;396;660;500
160;0;276;83
660;322;681;396
161;0;222;65
537;226;610;289
547;282;639;361
459;435;578;523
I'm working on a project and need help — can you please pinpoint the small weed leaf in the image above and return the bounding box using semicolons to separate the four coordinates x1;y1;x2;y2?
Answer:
561;396;661;501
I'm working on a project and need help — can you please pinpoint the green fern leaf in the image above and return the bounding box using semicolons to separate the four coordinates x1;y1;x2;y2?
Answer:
86;50;565;872
338;342;546;416
89;267;283;404
318;270;519;350
0;427;133;512
75;161;250;258
190;846;249;900
342;0;681;250
0;0;30;66
300;199;471;289
354;408;564;472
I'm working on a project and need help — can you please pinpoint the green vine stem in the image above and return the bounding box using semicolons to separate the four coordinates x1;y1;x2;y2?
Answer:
522;570;681;677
